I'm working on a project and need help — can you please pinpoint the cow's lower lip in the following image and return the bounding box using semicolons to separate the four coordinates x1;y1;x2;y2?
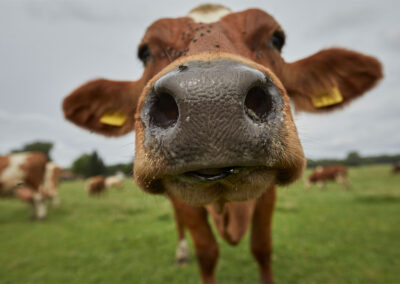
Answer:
184;167;240;182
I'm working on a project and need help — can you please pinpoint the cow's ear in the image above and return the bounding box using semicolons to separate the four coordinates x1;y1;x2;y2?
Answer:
282;48;383;113
63;79;143;136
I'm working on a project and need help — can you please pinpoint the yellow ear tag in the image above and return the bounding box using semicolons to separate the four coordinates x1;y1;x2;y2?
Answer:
99;110;127;127
312;87;343;108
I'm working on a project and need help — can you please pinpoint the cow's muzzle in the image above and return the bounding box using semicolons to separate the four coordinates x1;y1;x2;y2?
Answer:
136;57;305;203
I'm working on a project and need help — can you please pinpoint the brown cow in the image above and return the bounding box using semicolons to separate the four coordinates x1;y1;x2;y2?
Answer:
393;163;400;174
60;170;80;181
305;165;349;189
62;5;382;283
0;152;48;219
86;175;106;195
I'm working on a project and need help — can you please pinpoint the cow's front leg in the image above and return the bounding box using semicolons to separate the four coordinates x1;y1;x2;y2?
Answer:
32;193;47;220
250;187;276;284
317;181;325;189
170;196;190;265
16;187;47;220
51;193;60;208
169;195;219;284
336;174;350;190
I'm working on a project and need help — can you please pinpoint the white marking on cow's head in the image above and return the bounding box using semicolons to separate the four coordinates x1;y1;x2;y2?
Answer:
187;4;231;23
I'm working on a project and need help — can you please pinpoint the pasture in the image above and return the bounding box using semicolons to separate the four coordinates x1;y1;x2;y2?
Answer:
0;165;399;284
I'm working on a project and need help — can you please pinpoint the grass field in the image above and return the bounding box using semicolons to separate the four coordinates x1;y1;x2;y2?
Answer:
0;165;399;284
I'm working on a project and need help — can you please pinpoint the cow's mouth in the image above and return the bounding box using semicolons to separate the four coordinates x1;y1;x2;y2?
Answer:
159;166;279;205
184;167;241;182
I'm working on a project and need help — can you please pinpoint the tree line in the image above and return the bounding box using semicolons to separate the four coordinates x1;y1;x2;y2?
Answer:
70;151;133;178
7;141;400;175
307;151;400;168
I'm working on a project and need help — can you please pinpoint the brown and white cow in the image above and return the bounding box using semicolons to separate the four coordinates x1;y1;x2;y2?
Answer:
305;165;349;189
0;152;48;219
105;175;124;190
86;175;106;195
62;5;382;283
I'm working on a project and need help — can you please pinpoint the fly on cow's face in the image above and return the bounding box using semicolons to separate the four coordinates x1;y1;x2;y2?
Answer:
178;64;188;71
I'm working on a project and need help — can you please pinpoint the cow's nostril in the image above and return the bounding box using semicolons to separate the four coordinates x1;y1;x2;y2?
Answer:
149;92;179;128
244;85;273;121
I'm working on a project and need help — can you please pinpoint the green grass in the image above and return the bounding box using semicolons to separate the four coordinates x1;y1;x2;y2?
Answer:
0;165;399;284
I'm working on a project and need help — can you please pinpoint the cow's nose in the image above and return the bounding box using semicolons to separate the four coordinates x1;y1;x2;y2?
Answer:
140;59;284;170
144;60;278;131
146;89;179;129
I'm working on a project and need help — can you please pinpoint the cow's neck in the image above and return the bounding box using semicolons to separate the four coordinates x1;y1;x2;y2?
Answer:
206;200;257;245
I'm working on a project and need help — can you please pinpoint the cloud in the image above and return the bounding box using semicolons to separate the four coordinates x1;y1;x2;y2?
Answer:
385;28;400;51
25;0;134;23
23;0;197;24
0;110;56;126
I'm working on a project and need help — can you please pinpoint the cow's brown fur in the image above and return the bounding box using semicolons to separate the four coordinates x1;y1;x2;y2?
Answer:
307;165;349;188
86;175;106;195
20;153;48;192
62;5;382;283
0;156;10;191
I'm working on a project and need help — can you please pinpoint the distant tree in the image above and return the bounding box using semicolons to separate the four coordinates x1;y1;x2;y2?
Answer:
71;151;106;177
106;162;133;176
71;153;91;177
88;151;106;177
11;141;53;160
346;151;362;166
123;162;134;176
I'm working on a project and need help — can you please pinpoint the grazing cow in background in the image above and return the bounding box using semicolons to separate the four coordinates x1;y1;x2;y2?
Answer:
41;162;62;207
393;163;400;174
0;152;48;219
60;170;80;181
306;165;349;189
63;4;382;283
105;175;124;190
86;175;106;195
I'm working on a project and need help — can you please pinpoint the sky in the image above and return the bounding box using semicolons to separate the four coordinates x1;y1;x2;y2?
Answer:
0;0;399;167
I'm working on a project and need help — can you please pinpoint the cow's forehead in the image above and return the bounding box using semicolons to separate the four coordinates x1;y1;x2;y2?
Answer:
143;7;280;43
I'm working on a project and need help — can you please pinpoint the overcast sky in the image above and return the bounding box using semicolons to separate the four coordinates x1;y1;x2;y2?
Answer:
0;0;399;167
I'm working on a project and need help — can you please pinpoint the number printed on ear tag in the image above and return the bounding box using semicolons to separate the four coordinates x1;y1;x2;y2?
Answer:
100;110;127;127
312;87;343;108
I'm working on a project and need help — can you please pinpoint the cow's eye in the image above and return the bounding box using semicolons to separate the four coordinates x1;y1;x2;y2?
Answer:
138;45;152;65
268;31;285;52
